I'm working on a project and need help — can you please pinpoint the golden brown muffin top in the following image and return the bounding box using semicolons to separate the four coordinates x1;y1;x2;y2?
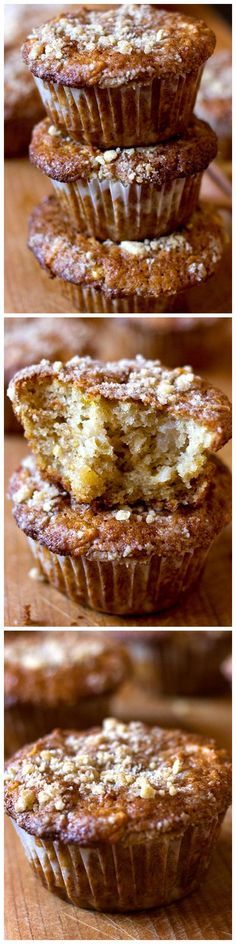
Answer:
8;354;232;446
30;117;217;185
28;196;226;298
4;720;231;843
22;6;215;88
4;631;130;707
9;455;231;561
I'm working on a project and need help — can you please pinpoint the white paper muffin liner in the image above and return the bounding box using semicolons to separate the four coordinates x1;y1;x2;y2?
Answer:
4;696;110;759
52;174;202;241
12;814;225;911
61;282;174;314
26;537;210;615
34;70;203;147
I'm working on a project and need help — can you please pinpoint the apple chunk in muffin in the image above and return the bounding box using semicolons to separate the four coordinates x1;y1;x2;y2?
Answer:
8;355;232;505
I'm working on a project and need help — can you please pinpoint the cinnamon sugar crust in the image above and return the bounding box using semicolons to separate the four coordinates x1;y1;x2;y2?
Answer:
9;455;231;561
28;196;226;299
4;632;130;707
30;117;217;185
22;6;215;88
4;720;231;843
8;355;232;443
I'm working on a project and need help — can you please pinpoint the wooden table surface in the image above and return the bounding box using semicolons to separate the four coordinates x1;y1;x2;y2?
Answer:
5;681;232;940
4;360;232;629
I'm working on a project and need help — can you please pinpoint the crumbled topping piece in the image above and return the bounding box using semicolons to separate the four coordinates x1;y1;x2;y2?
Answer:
48;124;60;136
175;372;194;391
28;567;45;582
15;789;35;812
138;778;156;798
103;150;119;163
13;484;34;503
114;509;131;521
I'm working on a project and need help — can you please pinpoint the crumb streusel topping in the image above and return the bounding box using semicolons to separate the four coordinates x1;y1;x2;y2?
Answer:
28;196;226;298
9;455;231;560
4;720;231;843
8;354;232;438
22;6;215;88
30;117;217;185
4;632;129;705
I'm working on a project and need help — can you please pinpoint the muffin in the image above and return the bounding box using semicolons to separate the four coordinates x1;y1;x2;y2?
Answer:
22;6;215;148
104;317;232;370
195;50;232;160
4;719;231;911
4;47;44;157
27;196;226;314
4;631;130;756
8;454;231;615
4;316;103;433
8;355;232;506
109;630;232;695
29;116;217;242
153;630;232;696
4;4;66;156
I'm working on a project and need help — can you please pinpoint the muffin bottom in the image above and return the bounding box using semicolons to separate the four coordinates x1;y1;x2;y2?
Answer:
12;813;225;911
62;282;174;314
26;536;209;615
4;695;110;758
35;70;203;148
53;174;201;242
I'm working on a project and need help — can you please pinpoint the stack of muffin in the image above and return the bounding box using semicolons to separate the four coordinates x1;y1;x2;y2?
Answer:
22;4;226;313
8;354;231;616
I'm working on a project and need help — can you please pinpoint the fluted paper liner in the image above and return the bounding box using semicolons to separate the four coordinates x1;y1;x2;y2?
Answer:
35;70;203;147
12;814;225;911
61;282;174;314
26;537;210;615
52;174;202;241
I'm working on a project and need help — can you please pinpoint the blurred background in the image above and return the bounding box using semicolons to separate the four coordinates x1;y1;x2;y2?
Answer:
5;628;232;755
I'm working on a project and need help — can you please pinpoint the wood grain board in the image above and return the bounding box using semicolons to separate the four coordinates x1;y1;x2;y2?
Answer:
4;682;232;940
4;362;232;628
